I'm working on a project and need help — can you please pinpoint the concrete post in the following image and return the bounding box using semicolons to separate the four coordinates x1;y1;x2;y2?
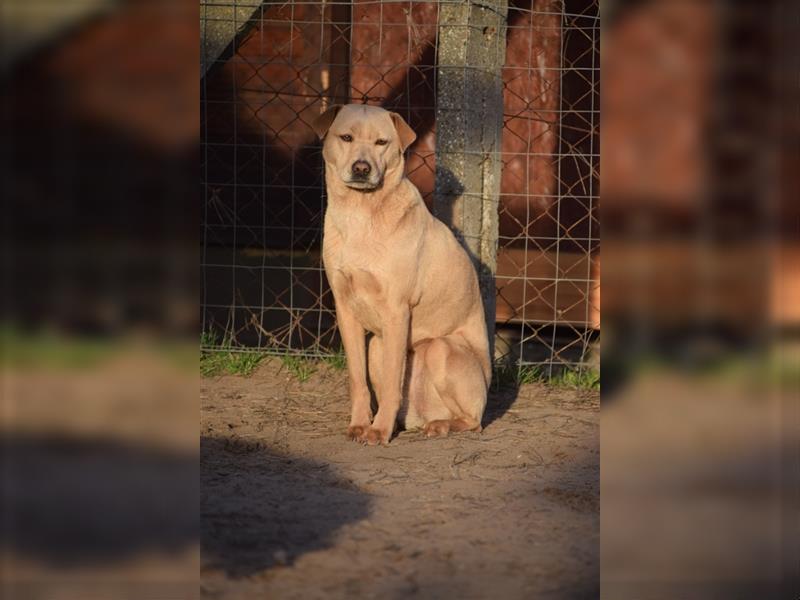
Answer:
435;0;508;357
200;1;262;78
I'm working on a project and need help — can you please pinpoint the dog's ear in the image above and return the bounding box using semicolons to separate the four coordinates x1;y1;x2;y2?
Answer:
389;112;417;152
312;104;343;140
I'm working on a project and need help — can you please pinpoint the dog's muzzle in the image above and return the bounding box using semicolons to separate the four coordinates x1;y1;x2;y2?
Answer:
345;160;380;190
351;160;371;178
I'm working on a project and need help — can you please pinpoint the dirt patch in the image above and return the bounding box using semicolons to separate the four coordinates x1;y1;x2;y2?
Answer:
201;359;599;599
1;355;199;598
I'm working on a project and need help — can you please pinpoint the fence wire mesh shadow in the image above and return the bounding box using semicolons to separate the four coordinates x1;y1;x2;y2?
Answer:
200;0;599;377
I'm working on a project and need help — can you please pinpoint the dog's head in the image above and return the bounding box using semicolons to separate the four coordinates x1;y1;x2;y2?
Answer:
313;104;416;191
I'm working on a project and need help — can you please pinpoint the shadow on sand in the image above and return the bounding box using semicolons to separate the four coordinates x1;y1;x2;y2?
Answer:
201;436;371;578
0;433;198;566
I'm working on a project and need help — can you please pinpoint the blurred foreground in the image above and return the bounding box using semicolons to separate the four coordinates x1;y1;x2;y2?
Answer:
601;0;798;597
1;334;199;599
2;0;199;597
602;351;798;597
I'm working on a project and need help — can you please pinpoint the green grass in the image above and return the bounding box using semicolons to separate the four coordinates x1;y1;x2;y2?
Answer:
624;348;799;391
200;330;266;377
0;327;117;369
493;362;600;391
199;330;601;391
200;349;265;377
321;347;347;371
517;365;544;385
550;367;600;390
279;354;317;382
198;342;600;390
200;330;220;349
0;324;200;372
200;331;323;382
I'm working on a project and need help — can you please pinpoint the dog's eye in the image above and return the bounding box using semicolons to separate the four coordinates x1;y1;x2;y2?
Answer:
339;134;353;142
375;139;389;146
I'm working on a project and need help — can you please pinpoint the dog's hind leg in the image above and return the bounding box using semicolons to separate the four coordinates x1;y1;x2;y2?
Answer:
402;344;447;431
413;336;487;437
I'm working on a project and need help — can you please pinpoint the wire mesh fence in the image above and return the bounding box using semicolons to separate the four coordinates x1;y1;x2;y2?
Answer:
200;0;599;376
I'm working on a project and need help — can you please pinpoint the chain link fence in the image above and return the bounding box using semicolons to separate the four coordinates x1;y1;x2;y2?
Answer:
201;0;599;376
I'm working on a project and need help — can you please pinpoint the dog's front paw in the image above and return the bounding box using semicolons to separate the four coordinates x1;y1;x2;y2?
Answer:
346;424;369;441
363;426;390;446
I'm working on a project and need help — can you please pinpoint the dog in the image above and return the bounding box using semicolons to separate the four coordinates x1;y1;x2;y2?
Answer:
313;104;491;445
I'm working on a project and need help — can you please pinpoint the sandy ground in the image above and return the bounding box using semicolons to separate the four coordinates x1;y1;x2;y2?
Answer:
5;349;794;598
1;353;199;599
602;370;799;598
201;359;600;599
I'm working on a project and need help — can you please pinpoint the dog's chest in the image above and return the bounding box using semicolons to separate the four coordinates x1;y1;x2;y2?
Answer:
326;240;391;333
331;264;387;333
324;214;407;333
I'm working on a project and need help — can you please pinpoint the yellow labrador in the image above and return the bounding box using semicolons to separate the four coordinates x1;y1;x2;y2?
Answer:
313;104;490;445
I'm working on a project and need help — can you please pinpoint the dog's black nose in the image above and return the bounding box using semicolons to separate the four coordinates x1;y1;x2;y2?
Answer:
351;160;371;178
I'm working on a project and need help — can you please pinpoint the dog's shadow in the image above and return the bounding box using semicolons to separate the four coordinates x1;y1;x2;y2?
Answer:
482;380;520;430
201;436;371;578
0;433;198;567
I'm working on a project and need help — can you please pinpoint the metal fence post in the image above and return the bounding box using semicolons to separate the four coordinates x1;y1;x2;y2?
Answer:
435;0;508;358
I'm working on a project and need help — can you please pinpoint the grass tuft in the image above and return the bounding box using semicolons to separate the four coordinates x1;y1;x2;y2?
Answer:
493;362;599;391
200;331;266;377
321;347;347;371
550;367;600;390
280;354;317;383
200;330;219;349
200;350;265;378
0;326;116;370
